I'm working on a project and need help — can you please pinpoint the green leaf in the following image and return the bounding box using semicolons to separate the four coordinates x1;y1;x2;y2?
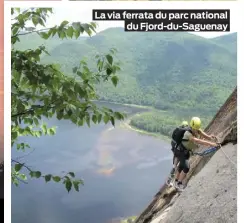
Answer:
80;23;91;35
90;22;97;28
92;114;97;124
61;20;69;27
106;67;113;76
78;119;84;126
18;173;27;181
35;131;41;137
103;115;110;124
38;17;45;27
97;114;102;123
72;67;78;73
12;132;18;141
51;28;57;37
11;36;20;44
39;32;49;40
65;180;72;192
32;16;39;26
41;124;47;134
12;177;19;186
57;111;63;120
110;116;115;126
72;22;81;32
52;176;61;182
12;26;19;36
35;171;42;178
30;171;41;178
73;181;79;192
106;54;113;65
86;116;90;127
72;22;81;38
45;174;52;182
74;30;80;39
66;26;74;38
114;112;124;120
58;30;66;39
68;172;75;178
49;128;56;135
14;163;23;172
111;76;118;87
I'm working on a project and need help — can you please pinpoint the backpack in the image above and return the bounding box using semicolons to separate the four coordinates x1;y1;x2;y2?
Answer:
171;126;192;149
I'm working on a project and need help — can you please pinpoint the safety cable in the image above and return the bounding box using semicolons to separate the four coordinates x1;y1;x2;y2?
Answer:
192;145;237;169
220;146;237;168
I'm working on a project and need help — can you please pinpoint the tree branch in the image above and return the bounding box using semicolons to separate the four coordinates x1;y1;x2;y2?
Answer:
11;108;34;118
11;27;51;38
11;99;60;118
11;159;32;172
14;148;36;161
16;176;28;184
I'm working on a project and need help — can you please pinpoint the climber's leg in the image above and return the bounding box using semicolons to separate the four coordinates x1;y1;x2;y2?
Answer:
175;160;190;190
170;156;178;178
173;154;184;186
178;160;190;181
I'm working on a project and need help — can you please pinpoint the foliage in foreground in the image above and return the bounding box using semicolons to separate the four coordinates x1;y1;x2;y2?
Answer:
11;8;125;192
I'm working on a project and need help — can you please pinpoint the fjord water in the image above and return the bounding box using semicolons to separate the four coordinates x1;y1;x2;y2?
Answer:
11;103;172;223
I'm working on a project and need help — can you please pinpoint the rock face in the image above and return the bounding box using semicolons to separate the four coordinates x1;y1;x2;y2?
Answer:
158;143;237;223
135;87;237;223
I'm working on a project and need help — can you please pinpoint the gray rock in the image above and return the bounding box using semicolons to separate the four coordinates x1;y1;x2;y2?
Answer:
160;143;237;223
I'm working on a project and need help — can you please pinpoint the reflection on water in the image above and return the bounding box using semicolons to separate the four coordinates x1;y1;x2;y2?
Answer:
97;167;116;176
12;103;172;223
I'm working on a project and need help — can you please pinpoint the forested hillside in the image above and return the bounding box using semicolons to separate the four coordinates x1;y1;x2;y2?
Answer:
17;29;237;118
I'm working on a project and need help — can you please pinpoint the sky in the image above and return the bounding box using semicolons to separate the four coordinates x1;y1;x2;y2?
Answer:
41;4;239;39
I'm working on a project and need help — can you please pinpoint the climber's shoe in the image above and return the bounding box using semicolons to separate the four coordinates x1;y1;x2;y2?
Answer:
166;177;172;186
174;182;185;192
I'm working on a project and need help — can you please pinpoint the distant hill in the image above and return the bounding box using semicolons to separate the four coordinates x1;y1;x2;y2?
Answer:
16;28;237;117
211;32;237;55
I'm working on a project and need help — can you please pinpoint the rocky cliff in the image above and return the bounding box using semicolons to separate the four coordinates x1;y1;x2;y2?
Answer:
134;87;237;223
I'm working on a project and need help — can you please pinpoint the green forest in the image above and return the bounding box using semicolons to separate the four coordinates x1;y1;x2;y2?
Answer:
129;111;211;138
17;28;237;137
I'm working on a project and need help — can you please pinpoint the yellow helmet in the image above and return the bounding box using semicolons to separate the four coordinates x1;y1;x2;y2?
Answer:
190;117;201;130
181;121;188;127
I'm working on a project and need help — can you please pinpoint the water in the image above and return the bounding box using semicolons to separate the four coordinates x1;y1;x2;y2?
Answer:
12;103;172;223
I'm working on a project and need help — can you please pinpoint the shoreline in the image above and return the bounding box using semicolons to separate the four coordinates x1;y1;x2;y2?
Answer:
93;99;155;111
120;118;171;143
94;100;172;142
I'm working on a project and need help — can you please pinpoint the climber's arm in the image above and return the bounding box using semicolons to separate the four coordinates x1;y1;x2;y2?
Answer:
198;129;217;141
190;136;218;147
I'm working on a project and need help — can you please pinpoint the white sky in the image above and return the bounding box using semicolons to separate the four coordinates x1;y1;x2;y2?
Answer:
41;3;239;39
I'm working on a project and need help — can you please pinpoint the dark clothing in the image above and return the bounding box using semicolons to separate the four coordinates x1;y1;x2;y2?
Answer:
171;140;176;152
171;140;177;164
174;144;191;173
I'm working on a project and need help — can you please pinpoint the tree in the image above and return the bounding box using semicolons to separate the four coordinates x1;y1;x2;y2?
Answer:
11;8;125;192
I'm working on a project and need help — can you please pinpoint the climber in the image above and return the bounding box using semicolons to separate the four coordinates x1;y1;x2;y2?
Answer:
169;121;189;179
173;117;219;191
